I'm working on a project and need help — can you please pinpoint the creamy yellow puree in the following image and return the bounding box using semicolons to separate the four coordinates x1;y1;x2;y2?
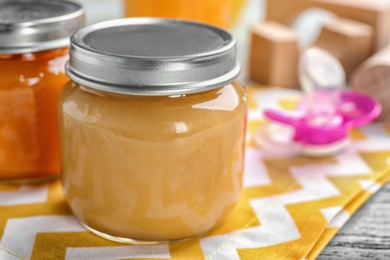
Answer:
59;81;247;241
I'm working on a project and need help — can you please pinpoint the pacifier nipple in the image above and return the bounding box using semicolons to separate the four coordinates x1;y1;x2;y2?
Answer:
299;47;346;127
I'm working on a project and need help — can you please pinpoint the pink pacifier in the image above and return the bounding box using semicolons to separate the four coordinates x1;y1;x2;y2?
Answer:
261;47;381;157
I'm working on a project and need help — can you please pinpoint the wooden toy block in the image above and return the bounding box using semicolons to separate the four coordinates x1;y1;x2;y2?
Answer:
350;46;390;122
266;0;390;53
313;17;373;79
249;21;300;88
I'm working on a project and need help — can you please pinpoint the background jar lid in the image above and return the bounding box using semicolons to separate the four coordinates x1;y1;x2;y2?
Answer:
66;18;241;96
0;0;85;54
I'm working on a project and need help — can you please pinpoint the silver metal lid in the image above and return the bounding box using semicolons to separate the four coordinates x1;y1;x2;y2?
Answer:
0;0;85;54
66;18;240;96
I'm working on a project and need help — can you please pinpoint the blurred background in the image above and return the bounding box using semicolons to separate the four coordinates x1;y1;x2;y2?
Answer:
76;0;390;84
69;0;262;80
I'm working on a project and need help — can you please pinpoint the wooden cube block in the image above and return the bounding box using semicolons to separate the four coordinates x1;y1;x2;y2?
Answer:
313;17;373;78
249;21;300;88
266;0;390;53
350;46;390;122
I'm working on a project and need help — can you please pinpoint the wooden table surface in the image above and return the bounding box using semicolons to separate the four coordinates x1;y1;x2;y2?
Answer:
318;180;390;260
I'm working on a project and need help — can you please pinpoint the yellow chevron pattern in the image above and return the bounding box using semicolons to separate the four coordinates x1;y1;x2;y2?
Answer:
1;87;389;260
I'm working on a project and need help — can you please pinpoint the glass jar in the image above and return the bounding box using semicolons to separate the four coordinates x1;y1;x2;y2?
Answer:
0;0;84;184
123;0;246;29
59;18;247;243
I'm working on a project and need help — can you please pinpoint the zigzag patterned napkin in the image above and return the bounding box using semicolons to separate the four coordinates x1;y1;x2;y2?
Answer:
1;87;389;260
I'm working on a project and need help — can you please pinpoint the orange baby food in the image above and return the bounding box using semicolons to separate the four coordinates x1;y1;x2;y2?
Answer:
0;0;84;183
0;49;68;182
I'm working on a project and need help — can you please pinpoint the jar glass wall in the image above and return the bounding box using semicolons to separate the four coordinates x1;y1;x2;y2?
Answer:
59;80;247;242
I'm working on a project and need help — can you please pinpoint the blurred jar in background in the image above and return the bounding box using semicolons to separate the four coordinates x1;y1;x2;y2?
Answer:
123;0;245;29
0;0;84;184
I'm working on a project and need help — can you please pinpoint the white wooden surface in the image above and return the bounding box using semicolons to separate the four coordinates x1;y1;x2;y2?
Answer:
319;181;390;260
